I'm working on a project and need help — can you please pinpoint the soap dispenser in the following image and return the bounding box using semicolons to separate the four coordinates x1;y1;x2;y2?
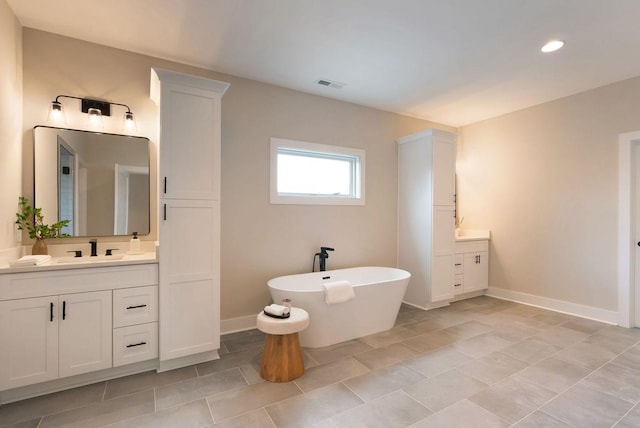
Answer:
128;231;142;255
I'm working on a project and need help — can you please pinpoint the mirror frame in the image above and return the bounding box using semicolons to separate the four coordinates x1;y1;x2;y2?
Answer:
33;125;151;238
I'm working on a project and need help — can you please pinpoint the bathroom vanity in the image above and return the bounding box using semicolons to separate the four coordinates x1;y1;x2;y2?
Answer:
454;230;490;296
0;256;158;403
0;68;231;404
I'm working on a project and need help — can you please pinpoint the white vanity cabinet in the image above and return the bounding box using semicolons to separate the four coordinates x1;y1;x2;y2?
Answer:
151;68;229;367
0;263;158;393
398;129;457;308
454;240;489;295
112;285;158;367
0;296;59;388
0;290;111;390
58;290;112;378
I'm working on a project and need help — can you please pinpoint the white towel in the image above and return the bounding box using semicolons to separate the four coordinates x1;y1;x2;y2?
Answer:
264;304;290;317
322;280;355;304
9;255;52;268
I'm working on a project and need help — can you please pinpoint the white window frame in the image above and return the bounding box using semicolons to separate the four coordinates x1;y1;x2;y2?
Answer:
270;137;366;205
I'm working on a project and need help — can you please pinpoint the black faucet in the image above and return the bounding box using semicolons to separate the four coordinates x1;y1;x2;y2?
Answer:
315;246;334;272
89;239;98;257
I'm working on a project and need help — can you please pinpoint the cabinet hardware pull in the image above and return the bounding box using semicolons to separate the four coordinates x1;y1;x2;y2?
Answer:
126;304;148;310
50;302;54;322
455;263;462;266
163;204;167;221
454;283;462;287
126;341;147;348
62;301;66;320
163;177;167;194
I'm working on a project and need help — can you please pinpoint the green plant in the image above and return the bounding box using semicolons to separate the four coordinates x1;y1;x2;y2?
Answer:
15;196;70;239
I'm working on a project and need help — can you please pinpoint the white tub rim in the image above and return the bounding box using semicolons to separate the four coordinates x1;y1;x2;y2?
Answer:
267;266;411;293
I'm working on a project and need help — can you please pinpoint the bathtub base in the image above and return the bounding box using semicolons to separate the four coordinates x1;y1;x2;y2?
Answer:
260;333;305;382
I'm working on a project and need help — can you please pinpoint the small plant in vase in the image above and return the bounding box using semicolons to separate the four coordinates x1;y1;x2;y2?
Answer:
15;196;70;255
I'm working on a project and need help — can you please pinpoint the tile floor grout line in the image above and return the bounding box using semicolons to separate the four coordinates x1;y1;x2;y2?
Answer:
204;394;217;426
505;356;618;428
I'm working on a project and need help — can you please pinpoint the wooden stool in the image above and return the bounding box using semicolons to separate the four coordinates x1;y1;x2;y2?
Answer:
256;307;309;382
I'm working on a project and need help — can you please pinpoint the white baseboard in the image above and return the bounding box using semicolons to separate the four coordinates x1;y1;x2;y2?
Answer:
486;287;619;325
221;314;257;334
402;300;450;311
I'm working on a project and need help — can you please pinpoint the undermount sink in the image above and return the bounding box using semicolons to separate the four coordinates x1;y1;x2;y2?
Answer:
56;254;124;264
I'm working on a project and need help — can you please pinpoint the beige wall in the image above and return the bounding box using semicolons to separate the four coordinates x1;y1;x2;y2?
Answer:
0;1;22;251
458;75;640;311
20;29;452;319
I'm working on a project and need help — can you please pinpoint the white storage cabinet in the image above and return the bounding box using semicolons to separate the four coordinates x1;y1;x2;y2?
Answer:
397;129;457;308
151;68;229;364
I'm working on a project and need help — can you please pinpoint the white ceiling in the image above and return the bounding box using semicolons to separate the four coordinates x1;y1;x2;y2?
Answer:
7;0;640;126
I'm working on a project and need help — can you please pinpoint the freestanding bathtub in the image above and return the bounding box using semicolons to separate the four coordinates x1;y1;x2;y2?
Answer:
267;267;411;348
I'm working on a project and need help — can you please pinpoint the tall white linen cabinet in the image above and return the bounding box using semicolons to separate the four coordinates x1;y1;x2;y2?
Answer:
397;129;457;309
151;69;230;370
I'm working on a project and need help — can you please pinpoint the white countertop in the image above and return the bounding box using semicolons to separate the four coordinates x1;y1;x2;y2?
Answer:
455;229;491;242
0;252;158;274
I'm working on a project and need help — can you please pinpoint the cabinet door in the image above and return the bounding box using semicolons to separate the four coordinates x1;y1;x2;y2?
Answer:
431;254;455;302
431;206;455;302
0;297;59;390
160;199;220;360
463;252;489;293
160;82;221;200
58;291;112;378
432;138;455;207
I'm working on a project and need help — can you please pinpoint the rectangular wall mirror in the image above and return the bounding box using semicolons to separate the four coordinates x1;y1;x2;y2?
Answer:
34;126;150;237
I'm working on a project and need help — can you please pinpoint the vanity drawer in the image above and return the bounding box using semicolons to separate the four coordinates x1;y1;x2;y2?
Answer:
113;322;158;367
454;255;464;274
454;274;464;295
113;286;158;328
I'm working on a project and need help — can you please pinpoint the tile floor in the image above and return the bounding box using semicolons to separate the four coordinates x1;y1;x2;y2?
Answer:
2;296;640;427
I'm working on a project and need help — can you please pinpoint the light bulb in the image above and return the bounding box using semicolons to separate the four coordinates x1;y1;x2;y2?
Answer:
47;101;66;124
87;107;103;129
123;111;136;132
541;40;564;53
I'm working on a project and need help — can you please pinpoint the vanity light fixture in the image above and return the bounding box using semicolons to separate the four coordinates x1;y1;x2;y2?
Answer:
47;99;65;124
48;95;136;132
87;107;103;129
541;40;565;53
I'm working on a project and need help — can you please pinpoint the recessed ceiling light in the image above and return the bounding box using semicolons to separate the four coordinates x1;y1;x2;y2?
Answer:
541;40;565;53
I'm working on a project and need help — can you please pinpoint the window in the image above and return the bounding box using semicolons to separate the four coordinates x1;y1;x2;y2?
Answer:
270;138;365;205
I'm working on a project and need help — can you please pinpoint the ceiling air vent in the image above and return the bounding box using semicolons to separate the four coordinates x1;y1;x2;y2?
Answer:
316;79;345;89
